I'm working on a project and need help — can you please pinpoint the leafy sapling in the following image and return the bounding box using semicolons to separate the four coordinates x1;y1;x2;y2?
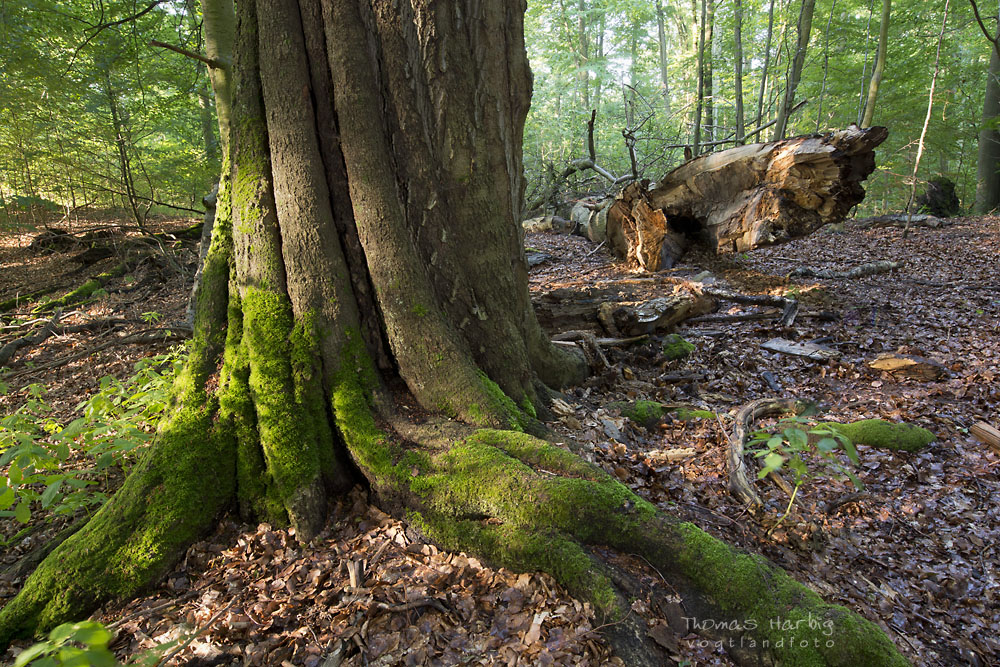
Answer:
747;415;863;534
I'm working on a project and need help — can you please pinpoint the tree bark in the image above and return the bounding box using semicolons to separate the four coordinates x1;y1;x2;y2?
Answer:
860;0;890;128
755;0;776;132
975;3;1000;214
733;0;745;144
0;3;906;665
772;0;816;141
656;0;672;116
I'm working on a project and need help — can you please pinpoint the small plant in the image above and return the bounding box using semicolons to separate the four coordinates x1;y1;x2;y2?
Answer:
14;621;117;666
13;620;185;666
747;415;862;534
0;347;185;530
140;311;162;324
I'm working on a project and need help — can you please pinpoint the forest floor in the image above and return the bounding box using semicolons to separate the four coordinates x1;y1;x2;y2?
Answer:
0;211;998;666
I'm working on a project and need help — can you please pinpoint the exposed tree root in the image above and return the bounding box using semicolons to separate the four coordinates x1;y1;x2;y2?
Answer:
31;262;133;314
0;317;127;367
727;398;806;509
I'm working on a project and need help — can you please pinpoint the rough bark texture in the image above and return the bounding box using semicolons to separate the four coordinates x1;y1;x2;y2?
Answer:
604;126;888;270
976;18;1000;214
0;2;907;665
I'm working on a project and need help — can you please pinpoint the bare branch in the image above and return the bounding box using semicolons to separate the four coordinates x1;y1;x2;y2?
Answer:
149;39;225;69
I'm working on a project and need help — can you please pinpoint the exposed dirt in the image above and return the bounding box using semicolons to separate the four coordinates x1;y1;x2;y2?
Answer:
1;212;998;666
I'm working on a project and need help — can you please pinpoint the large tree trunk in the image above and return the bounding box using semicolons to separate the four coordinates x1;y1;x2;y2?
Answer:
604;125;888;270
975;6;1000;214
0;3;905;665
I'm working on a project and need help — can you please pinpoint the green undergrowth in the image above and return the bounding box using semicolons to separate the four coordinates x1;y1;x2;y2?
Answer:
0;348;186;534
11;619;184;666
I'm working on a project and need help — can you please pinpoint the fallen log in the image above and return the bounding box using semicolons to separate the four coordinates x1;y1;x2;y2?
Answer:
761;337;841;361
532;282;714;336
788;260;901;279
971;422;1000;454
602;126;888;270
868;353;950;380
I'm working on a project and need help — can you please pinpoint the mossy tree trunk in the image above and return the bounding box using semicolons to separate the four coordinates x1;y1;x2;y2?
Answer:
0;2;906;664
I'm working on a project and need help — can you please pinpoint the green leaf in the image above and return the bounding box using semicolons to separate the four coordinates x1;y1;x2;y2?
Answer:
784;428;808;449
758;452;785;478
13;642;50;666
0;486;15;509
48;623;79;643
41;478;64;508
8;461;23;485
845;469;864;490
815;437;838;452
14;500;31;523
70;621;112;647
842;439;860;465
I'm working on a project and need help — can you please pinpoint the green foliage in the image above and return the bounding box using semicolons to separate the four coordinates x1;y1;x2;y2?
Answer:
0;348;184;532
747;415;863;529
13;620;184;666
522;0;988;213
0;0;219;220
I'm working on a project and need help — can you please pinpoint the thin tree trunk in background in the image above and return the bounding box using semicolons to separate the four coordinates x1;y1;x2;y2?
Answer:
704;0;715;143
578;0;590;110
734;0;745;143
857;0;876;124
815;0;838;132
772;0;815;140
693;0;707;154
755;0;776;131
657;0;672;116
906;0;949;232
861;0;890;127
974;2;1000;213
593;10;606;114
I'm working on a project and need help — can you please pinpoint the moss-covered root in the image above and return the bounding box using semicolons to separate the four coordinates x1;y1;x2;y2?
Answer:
0;400;236;648
335;385;908;666
824;420;935;452
668;522;907;666
32;262;131;313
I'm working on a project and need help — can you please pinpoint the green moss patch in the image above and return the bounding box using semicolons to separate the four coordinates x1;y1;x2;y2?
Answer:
823;419;934;452
661;333;695;360
609;400;667;427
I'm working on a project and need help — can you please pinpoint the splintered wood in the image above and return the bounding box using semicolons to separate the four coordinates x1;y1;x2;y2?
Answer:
601;126;887;270
867;353;949;380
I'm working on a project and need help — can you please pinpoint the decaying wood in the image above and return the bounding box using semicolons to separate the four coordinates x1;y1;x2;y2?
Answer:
727;398;805;508
761;337;841;360
867;353;949;380
598;126;887;270
970;422;1000;453
646;447;698;462
852;213;947;229
551;331;649;346
532;282;714;336
788;260;901;279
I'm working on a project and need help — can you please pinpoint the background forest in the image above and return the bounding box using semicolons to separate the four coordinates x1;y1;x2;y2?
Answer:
2;0;1000;226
